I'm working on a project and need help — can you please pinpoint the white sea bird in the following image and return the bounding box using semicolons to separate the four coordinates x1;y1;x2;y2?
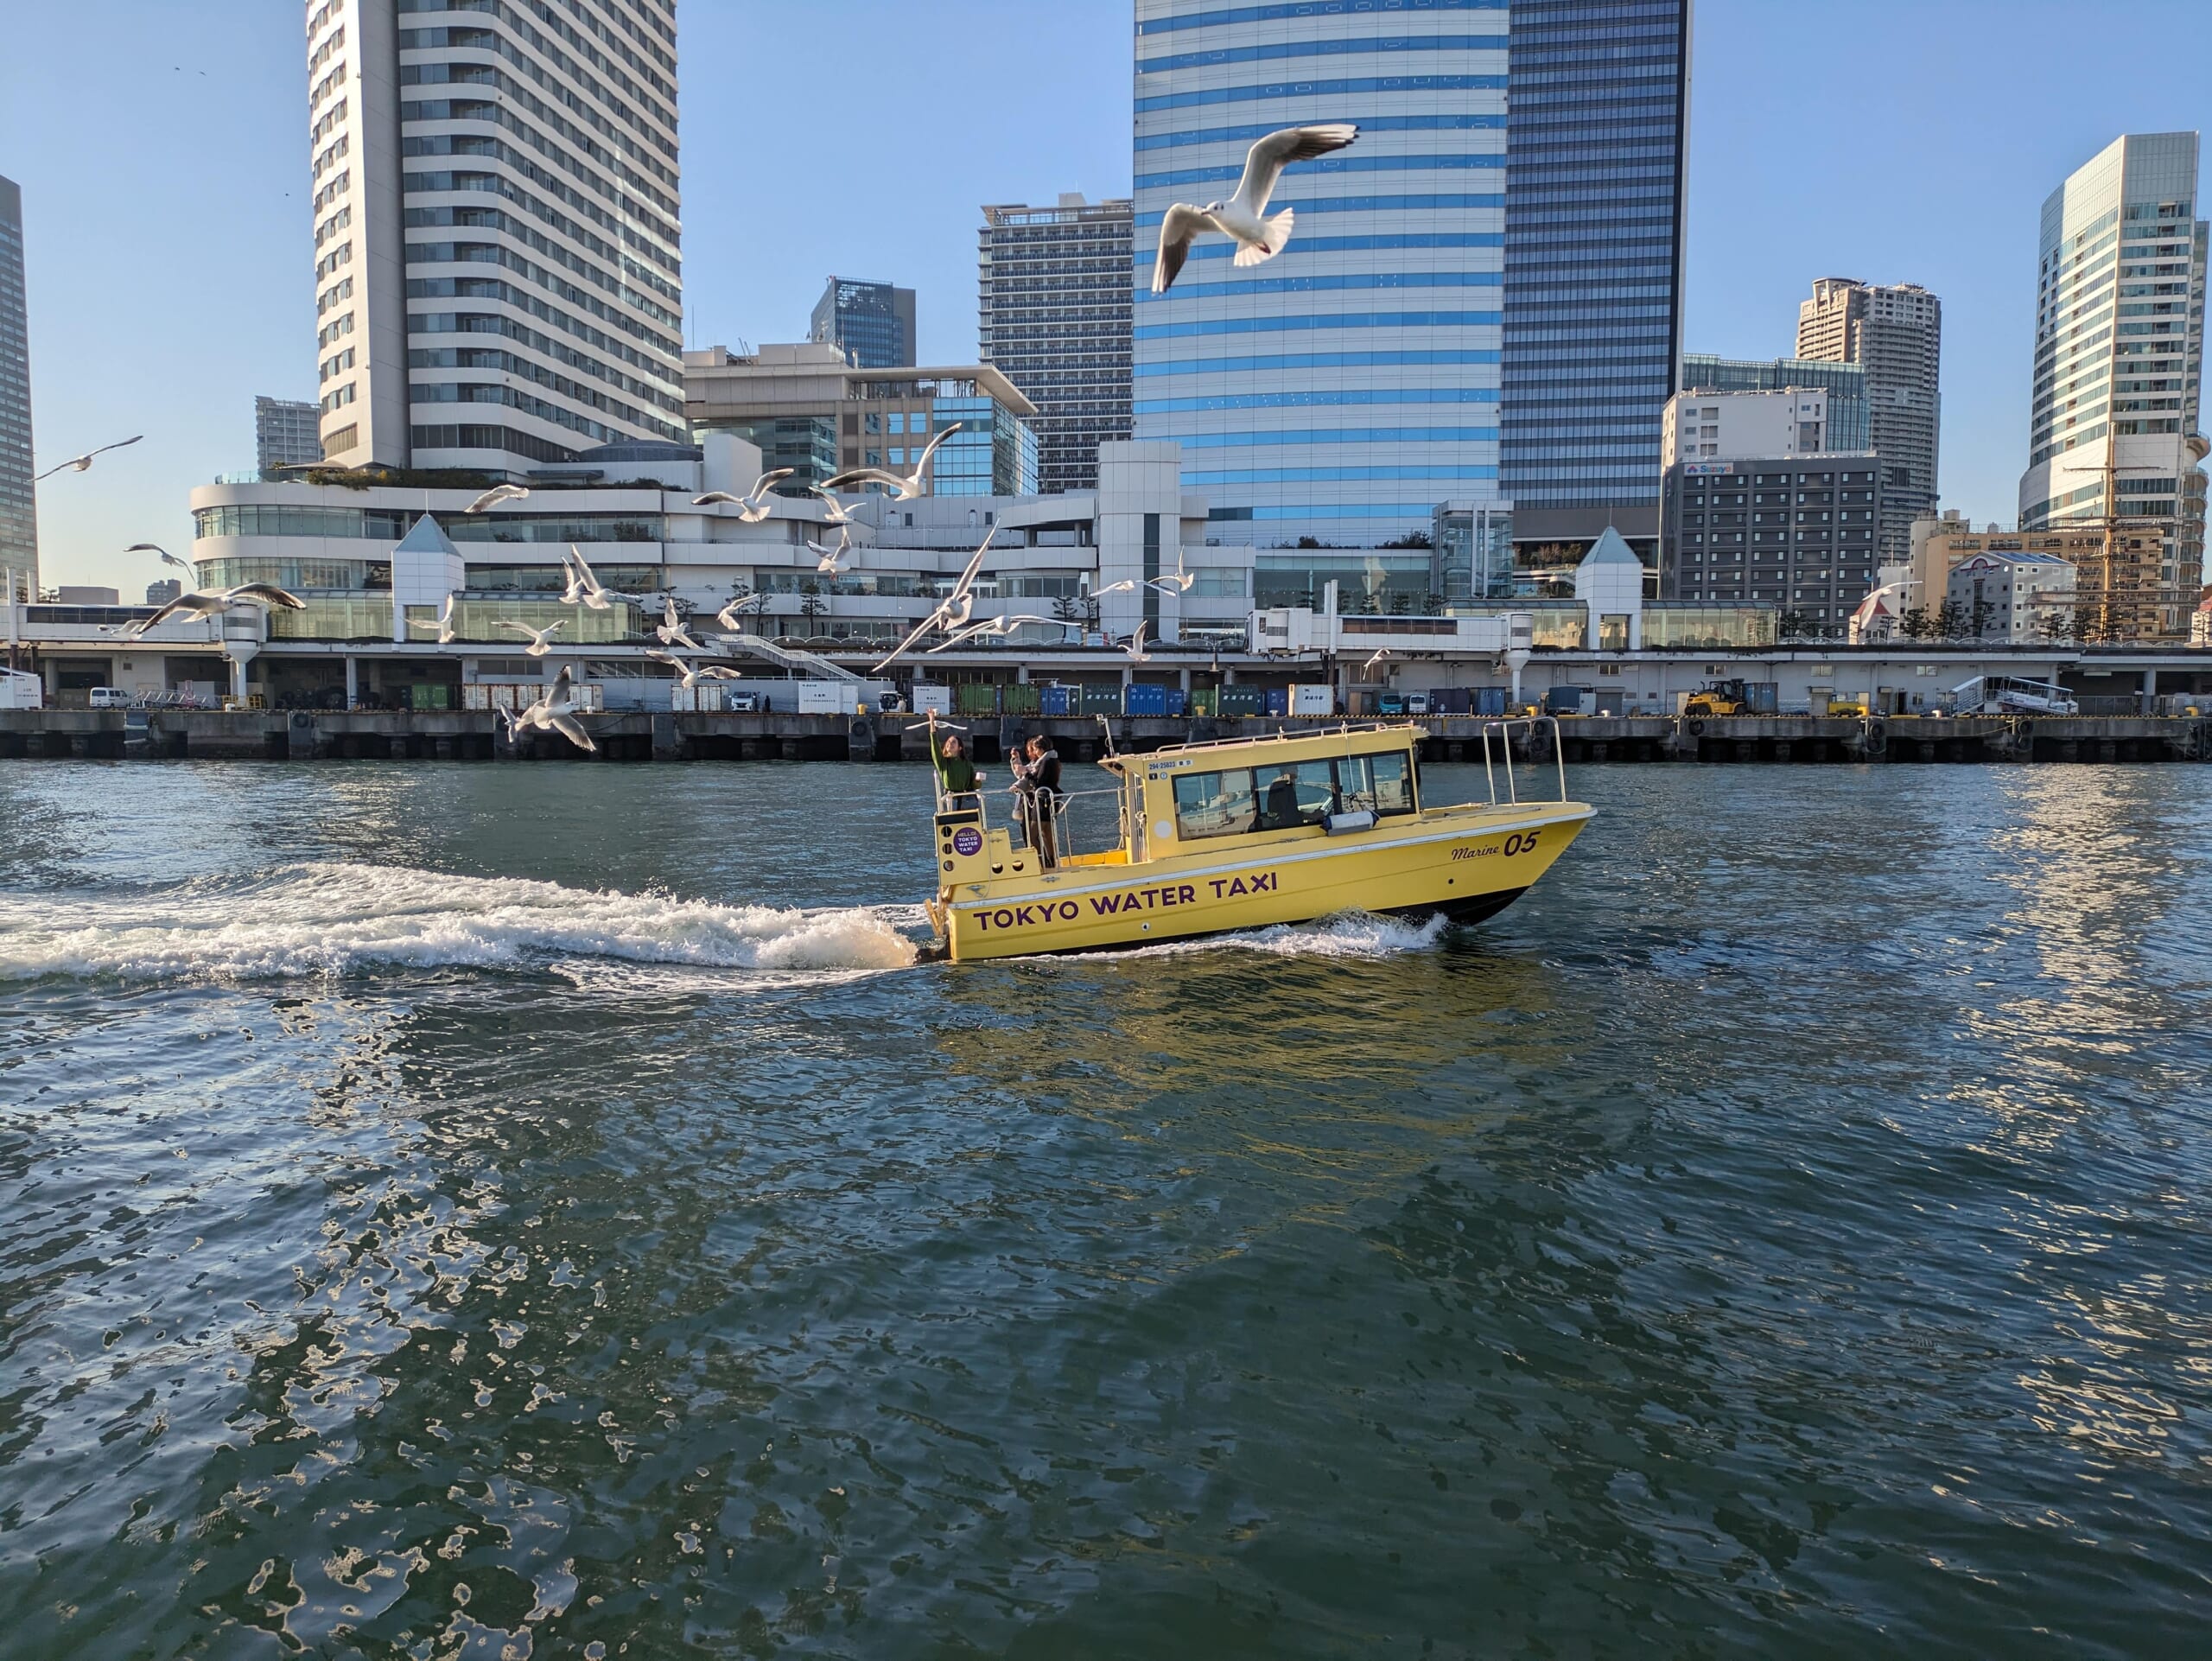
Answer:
646;649;743;690
1122;620;1151;664
1090;578;1136;597
1150;124;1360;294
498;618;565;657
560;545;618;609
500;667;599;752
654;595;702;652
35;434;143;481
692;467;795;521
925;614;1063;652
437;593;457;644
130;578;307;635
872;527;995;672
811;488;862;528
464;482;530;514
715;592;767;631
1147;547;1196;595
1362;646;1395;677
819;423;963;501
808;530;855;575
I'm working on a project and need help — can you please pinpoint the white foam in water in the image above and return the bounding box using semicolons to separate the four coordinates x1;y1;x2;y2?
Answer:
1121;910;1450;962
0;862;919;983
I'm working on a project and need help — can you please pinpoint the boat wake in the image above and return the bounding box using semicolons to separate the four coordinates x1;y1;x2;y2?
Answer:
0;862;920;983
1123;910;1451;962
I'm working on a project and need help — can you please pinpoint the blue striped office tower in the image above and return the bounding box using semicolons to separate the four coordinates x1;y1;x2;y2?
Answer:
1130;0;1509;550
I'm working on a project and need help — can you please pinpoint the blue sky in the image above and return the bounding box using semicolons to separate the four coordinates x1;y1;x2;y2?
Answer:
2;0;2205;591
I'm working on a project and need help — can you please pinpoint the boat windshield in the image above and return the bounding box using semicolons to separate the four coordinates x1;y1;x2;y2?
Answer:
1170;750;1414;842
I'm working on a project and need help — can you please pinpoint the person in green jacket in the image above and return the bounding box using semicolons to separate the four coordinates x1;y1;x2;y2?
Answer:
934;732;982;806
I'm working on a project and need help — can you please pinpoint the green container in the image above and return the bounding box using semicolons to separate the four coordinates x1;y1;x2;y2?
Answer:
1218;684;1265;716
1190;686;1218;716
955;682;1001;717
1001;683;1040;716
1082;682;1124;715
410;683;450;710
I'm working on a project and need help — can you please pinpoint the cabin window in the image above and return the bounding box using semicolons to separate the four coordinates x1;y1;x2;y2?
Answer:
1170;751;1415;841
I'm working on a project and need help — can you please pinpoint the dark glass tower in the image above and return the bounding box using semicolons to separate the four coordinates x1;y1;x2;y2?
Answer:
810;277;917;371
1501;0;1692;570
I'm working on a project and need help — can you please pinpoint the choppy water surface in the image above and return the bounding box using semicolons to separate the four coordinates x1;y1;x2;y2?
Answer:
2;758;2208;1658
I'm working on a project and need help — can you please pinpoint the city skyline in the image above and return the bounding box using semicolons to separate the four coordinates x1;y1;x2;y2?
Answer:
2;0;2209;589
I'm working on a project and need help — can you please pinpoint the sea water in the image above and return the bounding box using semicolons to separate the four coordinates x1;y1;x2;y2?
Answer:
1;759;2208;1658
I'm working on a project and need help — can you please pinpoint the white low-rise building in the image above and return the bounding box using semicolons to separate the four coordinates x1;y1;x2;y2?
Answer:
1945;548;2076;642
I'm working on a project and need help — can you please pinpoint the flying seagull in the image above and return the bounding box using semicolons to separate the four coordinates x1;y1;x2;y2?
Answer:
819;423;963;501
501;668;598;753
1151;124;1360;294
872;527;995;672
809;530;855;575
1090;579;1136;597
926;614;1063;653
1122;620;1152;664
654;595;702;652
1362;646;1395;677
464;483;530;514
646;649;743;690
811;488;862;528
130;578;307;635
1148;548;1196;595
693;467;795;522
561;545;618;609
498;618;565;657
36;435;143;482
715;592;767;631
437;593;458;644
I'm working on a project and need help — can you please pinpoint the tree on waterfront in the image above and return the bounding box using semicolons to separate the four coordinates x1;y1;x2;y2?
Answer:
1935;599;1966;640
1898;605;1931;640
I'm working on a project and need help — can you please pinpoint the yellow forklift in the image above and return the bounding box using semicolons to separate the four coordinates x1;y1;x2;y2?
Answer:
1681;678;1755;718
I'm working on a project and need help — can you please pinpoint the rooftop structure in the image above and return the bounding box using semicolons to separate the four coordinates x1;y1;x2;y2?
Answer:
1662;388;1839;469
1681;355;1870;452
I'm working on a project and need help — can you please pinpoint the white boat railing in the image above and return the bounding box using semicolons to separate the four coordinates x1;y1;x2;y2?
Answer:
1475;716;1568;809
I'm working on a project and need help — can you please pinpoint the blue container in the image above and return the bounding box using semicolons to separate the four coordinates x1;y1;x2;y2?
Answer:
1264;688;1287;718
1039;684;1073;716
1477;687;1508;717
1123;684;1167;716
1165;688;1188;717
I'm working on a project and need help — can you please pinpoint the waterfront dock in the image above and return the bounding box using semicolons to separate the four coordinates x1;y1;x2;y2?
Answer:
3;708;2208;766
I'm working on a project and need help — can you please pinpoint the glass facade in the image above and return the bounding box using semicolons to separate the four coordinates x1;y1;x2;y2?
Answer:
927;397;1039;497
1680;356;1872;454
698;414;840;491
1132;1;1506;545
1499;0;1690;512
0;174;34;602
810;277;916;370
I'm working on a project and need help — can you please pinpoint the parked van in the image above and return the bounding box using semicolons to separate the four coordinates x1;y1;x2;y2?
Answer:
88;686;132;710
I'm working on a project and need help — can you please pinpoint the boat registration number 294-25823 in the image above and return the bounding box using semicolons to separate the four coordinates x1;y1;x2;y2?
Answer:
970;871;1281;934
1453;830;1542;862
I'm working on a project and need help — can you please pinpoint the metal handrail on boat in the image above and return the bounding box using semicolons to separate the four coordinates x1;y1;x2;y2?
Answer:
1475;716;1568;809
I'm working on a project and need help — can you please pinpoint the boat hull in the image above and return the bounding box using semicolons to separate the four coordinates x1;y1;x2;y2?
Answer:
934;803;1589;962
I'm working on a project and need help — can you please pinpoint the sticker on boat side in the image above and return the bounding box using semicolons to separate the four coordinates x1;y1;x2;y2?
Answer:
953;827;982;856
969;871;1280;932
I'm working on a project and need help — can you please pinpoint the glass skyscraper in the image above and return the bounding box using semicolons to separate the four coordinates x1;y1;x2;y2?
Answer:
1129;0;1509;547
810;277;917;371
1500;0;1692;563
0;173;34;604
1681;354;1869;453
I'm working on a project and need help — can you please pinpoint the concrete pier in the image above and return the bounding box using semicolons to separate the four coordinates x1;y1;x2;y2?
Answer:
2;709;2207;765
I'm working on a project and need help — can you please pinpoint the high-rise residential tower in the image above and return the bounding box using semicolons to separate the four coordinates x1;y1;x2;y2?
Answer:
1795;277;1941;565
0;173;35;603
979;194;1134;494
810;277;917;371
2016;132;2209;633
1500;0;1694;573
1130;1;1509;546
303;0;686;476
255;395;322;473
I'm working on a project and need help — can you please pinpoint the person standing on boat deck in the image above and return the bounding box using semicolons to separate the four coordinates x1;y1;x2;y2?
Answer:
934;733;983;811
1265;767;1300;830
1027;735;1064;869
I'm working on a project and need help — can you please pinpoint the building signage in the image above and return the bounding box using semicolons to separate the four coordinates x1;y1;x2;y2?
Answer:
1681;462;1737;476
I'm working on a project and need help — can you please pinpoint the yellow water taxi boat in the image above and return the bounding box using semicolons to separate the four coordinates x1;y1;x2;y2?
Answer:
921;720;1592;962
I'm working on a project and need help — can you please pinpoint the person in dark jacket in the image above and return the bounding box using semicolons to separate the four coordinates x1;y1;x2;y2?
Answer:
1265;767;1300;829
1027;735;1064;868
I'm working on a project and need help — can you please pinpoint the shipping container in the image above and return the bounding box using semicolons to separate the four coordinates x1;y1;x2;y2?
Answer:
909;684;953;716
1123;684;1168;716
1263;688;1287;718
1218;684;1265;716
1189;685;1218;716
955;682;1000;716
461;684;491;711
1476;687;1509;718
1545;685;1592;716
1002;682;1041;716
1165;688;1188;717
798;681;859;715
1039;684;1073;716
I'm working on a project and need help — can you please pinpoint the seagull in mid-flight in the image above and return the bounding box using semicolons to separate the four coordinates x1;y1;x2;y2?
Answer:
1151;124;1359;294
129;579;307;635
809;530;855;576
715;592;767;631
654;595;702;652
819;423;963;501
693;468;795;522
498;619;565;657
36;434;143;481
465;483;530;513
872;527;995;672
560;546;619;609
811;488;862;528
437;594;458;644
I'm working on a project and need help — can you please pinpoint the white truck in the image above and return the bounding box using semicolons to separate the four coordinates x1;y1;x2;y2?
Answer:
0;668;42;710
